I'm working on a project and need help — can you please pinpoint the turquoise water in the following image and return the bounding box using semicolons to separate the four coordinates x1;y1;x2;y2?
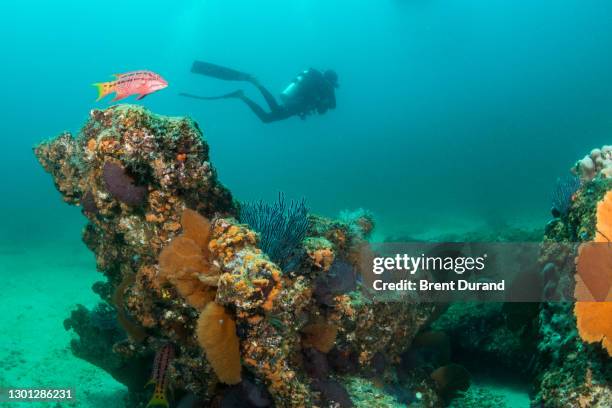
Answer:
2;1;612;406
3;0;612;242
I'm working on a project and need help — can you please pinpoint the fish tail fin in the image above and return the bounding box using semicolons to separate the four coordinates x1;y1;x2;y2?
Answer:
146;392;169;408
93;82;111;101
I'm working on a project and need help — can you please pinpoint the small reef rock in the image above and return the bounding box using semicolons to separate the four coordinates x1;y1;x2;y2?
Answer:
35;106;438;407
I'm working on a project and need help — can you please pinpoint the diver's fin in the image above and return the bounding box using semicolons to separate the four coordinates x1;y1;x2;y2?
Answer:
179;90;244;100
190;61;252;81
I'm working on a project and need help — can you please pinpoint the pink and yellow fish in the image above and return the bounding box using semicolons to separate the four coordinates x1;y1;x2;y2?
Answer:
146;343;175;408
93;70;168;102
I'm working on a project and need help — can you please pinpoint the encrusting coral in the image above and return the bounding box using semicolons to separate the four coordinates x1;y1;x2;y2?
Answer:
35;105;438;407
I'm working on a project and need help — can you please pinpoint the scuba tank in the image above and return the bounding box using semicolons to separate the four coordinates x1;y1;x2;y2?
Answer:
280;70;309;106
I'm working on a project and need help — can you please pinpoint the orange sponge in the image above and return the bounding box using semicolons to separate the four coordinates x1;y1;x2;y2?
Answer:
196;302;242;384
181;208;212;253
595;191;612;243
574;302;612;356
158;209;219;310
573;191;612;357
575;242;612;302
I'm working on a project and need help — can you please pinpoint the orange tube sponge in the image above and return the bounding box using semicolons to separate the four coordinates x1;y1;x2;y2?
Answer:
196;302;242;384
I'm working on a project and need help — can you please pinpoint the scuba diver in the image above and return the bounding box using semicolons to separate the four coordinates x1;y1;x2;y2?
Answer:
180;61;338;123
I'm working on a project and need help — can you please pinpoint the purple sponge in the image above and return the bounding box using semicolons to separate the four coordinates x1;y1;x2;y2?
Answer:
102;161;146;206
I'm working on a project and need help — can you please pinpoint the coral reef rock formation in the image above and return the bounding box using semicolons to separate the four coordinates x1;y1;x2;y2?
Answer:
35;106;437;407
536;145;612;407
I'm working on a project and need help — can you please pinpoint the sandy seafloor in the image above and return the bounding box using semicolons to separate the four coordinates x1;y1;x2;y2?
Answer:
0;225;534;408
0;235;126;408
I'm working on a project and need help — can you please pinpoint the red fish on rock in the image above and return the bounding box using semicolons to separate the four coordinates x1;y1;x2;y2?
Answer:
93;70;168;101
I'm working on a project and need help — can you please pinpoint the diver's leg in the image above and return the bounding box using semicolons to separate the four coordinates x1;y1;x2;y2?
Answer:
245;78;283;112
257;85;282;112
179;90;245;100
237;93;278;123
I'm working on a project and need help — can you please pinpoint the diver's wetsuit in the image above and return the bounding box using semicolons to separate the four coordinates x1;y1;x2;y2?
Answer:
238;69;337;123
182;63;338;124
238;81;294;123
